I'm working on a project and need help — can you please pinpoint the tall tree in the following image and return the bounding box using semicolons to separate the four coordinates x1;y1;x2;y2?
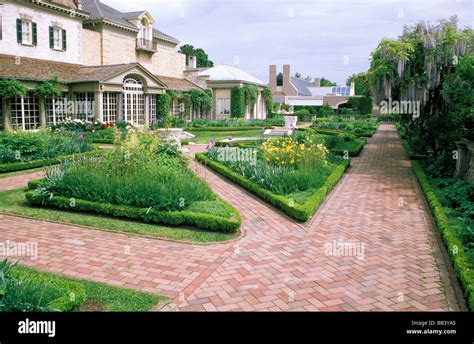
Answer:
320;77;337;87
346;72;369;96
179;44;214;68
368;16;473;174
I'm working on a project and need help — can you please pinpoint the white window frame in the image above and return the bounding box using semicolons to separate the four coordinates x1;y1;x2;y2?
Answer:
53;26;62;50
122;76;145;126
103;92;118;124
21;19;32;45
148;95;157;124
217;98;230;115
10;93;40;131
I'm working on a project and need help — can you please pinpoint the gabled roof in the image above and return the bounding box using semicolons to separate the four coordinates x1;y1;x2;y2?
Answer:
155;75;204;92
290;77;315;96
81;0;179;44
199;65;266;86
0;54;166;87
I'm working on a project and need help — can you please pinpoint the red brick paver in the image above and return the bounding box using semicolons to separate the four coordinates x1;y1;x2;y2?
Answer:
0;171;45;191
0;125;461;311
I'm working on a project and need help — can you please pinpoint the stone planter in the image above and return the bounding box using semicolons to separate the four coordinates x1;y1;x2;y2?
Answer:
284;116;298;129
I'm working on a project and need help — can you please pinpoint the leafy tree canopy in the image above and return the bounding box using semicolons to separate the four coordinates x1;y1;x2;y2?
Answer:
179;44;214;68
346;72;369;96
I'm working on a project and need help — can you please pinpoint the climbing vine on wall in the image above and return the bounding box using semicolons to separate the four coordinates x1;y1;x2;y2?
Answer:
157;93;171;127
0;79;28;98
35;77;64;99
231;86;244;118
263;87;273;117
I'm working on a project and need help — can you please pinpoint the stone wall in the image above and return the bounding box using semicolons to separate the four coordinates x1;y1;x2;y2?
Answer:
0;2;83;64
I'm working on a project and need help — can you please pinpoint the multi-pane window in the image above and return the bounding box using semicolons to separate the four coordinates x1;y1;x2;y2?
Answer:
103;92;117;124
22;20;31;44
53;27;61;49
217;98;230;115
10;92;40;130
45;95;68;126
148;95;157;125
75;92;95;121
122;75;145;126
172;100;184;117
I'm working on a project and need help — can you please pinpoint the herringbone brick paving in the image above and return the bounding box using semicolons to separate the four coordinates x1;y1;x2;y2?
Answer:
0;125;460;311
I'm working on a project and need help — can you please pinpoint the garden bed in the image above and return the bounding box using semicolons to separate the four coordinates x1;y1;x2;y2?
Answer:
1;260;166;312
412;162;474;311
0;150;103;174
25;132;241;233
0;130;96;174
196;138;350;222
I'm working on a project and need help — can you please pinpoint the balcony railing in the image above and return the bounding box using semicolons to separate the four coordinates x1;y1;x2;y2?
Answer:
136;38;157;52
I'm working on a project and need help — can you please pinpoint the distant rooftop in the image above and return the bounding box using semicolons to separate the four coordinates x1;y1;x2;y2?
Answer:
199;65;266;86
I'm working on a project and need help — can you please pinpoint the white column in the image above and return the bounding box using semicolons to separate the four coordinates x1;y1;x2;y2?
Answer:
95;91;103;123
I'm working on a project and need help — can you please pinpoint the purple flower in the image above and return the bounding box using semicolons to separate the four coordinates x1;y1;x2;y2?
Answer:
79;133;84;141
60;127;66;133
70;131;76;137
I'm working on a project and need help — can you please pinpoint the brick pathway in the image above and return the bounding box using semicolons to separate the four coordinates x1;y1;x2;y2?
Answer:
0;125;461;311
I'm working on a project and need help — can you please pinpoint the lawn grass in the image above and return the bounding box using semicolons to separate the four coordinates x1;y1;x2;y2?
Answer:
0;189;238;243
15;265;167;312
189;129;262;143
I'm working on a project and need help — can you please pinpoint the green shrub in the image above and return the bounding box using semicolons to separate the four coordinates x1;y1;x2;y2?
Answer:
412;162;474;311
0;130;92;164
231;87;244;118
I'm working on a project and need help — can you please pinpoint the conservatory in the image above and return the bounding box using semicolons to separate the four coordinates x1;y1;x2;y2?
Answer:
0;54;167;130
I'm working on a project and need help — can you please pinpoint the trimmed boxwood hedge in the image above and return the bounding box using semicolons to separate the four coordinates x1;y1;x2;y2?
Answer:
25;183;241;233
92;138;115;144
331;139;367;157
412;162;474;311
312;128;376;138
402;140;430;161
196;153;350;222
11;267;87;311
0;150;103;174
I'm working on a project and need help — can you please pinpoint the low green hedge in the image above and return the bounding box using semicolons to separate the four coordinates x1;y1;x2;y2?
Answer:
311;128;375;138
11;267;87;311
25;185;241;233
0;150;103;174
187;126;268;132
412;162;474;311
402;140;430;160
92;138;115;144
196;153;350;222
331;139;367;157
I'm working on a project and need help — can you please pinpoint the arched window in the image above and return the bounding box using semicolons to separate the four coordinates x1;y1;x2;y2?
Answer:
122;74;144;125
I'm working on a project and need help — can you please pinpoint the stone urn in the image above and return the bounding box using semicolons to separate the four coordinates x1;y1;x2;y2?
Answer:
284;116;298;129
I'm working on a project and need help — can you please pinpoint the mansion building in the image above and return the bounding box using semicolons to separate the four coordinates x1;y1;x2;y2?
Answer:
0;0;269;130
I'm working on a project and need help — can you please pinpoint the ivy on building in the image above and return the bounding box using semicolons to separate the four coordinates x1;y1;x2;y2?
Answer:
231;86;244;118
0;79;28;98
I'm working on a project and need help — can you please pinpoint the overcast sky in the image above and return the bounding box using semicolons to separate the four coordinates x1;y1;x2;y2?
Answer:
105;0;472;85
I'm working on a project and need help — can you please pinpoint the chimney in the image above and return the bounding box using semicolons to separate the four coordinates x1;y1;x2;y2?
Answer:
282;64;297;96
74;0;83;10
269;65;277;90
187;56;197;69
314;78;320;87
350;82;355;95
